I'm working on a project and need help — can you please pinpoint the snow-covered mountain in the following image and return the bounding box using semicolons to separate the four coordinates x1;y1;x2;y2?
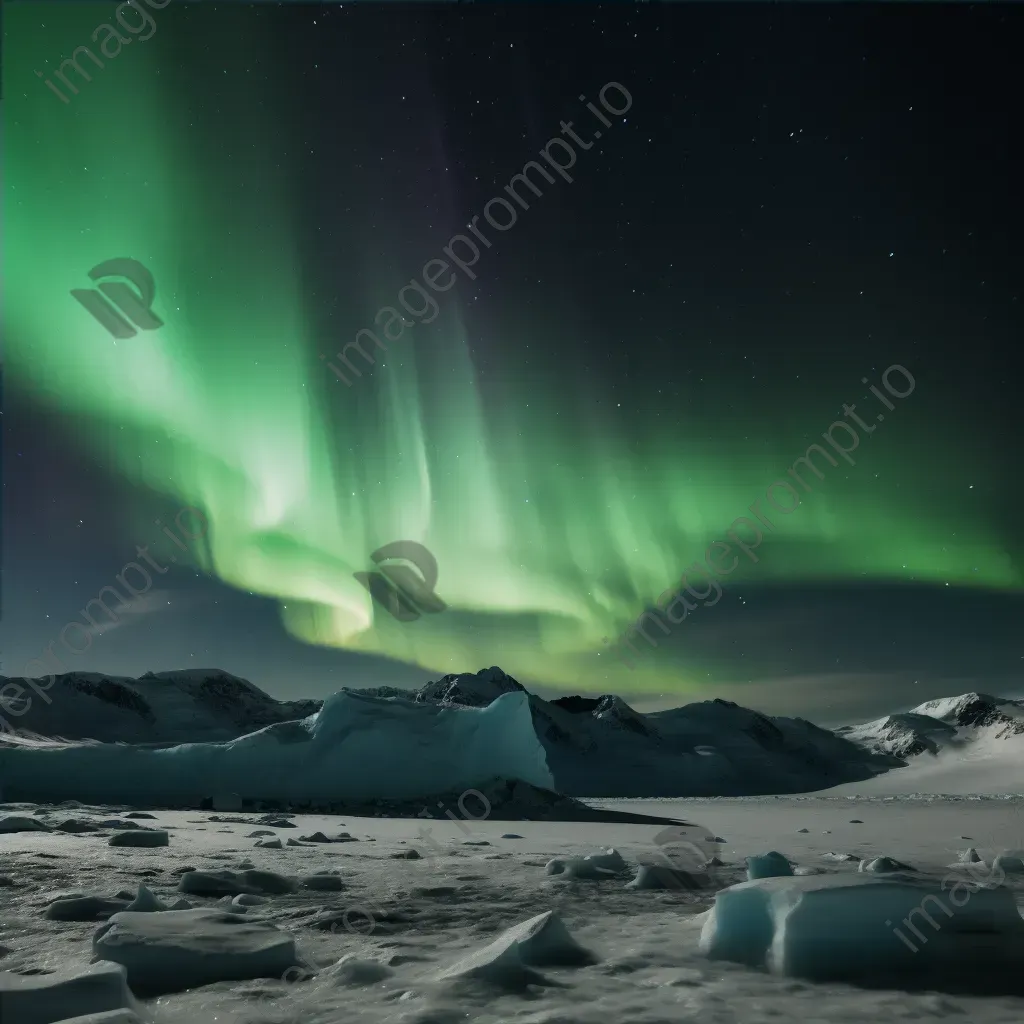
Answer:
822;692;1024;796
415;666;527;707
0;664;901;798
0;669;322;744
402;667;899;797
836;692;1024;759
354;666;900;796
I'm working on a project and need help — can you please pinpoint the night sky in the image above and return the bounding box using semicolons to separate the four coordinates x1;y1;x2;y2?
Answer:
4;1;1022;724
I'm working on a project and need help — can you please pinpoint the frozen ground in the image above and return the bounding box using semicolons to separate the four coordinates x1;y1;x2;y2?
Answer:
2;795;1023;1024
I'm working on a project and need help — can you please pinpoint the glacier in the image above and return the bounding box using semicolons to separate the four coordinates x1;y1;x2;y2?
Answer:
0;688;553;805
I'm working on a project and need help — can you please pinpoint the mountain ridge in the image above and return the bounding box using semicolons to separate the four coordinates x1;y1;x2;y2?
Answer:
7;665;1018;796
1;665;905;796
835;691;1024;759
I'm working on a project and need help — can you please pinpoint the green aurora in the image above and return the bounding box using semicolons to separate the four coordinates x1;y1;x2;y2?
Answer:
5;6;1020;696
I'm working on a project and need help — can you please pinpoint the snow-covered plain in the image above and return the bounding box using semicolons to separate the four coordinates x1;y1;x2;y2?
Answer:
2;796;1023;1024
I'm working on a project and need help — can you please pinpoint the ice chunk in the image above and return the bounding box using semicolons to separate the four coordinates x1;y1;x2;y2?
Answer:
320;955;393;986
0;961;138;1023
54;819;101;834
545;848;627;880
44;891;88;905
746;852;792;880
858;857;914;873
0;816;51;833
993;850;1024;874
627;864;707;890
700;874;1024;993
178;869;297;896
232;893;268;907
44;896;130;922
437;911;596;988
108;830;168;848
124;885;168;913
92;908;302;996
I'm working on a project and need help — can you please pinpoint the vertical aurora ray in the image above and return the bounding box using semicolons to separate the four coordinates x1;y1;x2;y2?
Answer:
4;5;1020;696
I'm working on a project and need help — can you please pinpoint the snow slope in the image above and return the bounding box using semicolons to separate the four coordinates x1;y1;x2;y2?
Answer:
0;689;553;805
824;732;1024;796
827;692;1024;795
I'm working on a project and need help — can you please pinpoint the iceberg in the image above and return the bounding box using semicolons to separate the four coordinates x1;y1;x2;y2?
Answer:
0;689;553;805
699;873;1024;994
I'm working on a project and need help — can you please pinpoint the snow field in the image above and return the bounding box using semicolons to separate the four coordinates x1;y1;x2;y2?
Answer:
1;796;1022;1024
